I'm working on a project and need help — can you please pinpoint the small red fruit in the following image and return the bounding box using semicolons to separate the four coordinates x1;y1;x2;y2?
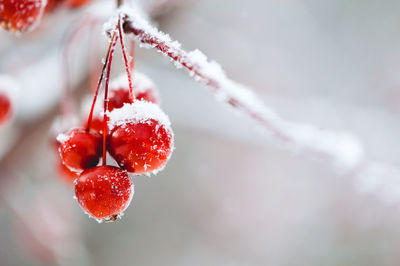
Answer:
108;72;161;111
0;0;46;32
108;101;174;175
57;128;102;173
0;92;12;125
64;0;92;8
75;165;134;222
82;115;105;135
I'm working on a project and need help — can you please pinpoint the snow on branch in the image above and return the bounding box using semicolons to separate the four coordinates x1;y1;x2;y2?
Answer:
112;6;365;170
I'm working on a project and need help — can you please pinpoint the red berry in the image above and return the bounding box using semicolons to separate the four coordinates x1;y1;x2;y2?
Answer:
44;0;61;13
108;88;130;111
57;128;102;173
75;165;134;222
64;0;92;8
108;72;161;112
0;92;12;125
0;0;46;32
83;115;105;135
108;101;174;175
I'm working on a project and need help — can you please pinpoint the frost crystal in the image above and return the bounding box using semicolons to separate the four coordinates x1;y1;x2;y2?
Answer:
108;101;171;131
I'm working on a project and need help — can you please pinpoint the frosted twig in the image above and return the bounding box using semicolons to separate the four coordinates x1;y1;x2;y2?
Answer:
110;6;364;170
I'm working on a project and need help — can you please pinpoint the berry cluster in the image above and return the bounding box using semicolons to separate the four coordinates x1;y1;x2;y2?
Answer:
0;0;92;33
55;17;174;222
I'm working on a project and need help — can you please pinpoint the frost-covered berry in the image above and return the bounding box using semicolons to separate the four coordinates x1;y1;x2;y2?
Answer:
0;0;46;32
108;101;174;175
75;165;134;222
57;128;102;173
108;72;161;111
0;92;12;125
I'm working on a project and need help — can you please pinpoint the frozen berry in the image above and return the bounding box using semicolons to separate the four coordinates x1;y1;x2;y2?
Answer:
75;165;134;222
0;0;46;32
108;101;174;175
0;92;12;125
108;72;161;111
57;128;102;173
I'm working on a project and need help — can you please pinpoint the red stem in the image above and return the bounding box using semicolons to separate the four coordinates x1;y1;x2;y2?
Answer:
102;34;119;165
118;16;135;103
86;28;118;132
130;39;135;71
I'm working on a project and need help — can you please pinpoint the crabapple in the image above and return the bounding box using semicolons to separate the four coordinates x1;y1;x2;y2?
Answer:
57;128;102;173
75;165;134;222
0;92;12;125
108;72;161;111
0;0;46;32
108;101;174;175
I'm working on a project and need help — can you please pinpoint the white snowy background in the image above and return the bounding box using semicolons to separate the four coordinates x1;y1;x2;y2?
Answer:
1;0;400;265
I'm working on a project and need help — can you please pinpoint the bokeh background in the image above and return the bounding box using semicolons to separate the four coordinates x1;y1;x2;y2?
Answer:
1;0;400;265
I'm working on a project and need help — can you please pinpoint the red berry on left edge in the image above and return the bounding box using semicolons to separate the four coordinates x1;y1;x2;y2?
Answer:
0;92;12;125
75;165;134;222
57;128;102;173
0;0;46;32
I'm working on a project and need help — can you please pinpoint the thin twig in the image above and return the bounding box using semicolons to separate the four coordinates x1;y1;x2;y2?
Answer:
115;7;365;170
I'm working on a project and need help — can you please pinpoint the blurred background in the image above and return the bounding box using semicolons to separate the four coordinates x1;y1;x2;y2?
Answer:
1;0;400;265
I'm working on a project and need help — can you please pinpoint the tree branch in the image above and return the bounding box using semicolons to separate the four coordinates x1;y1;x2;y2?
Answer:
115;6;364;170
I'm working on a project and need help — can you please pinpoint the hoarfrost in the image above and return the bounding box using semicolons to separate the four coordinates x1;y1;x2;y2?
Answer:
112;6;365;170
108;101;171;130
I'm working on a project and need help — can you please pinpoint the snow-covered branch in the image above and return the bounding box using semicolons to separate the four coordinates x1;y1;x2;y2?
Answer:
115;6;364;170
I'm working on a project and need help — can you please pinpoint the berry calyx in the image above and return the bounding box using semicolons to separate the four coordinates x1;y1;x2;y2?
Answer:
0;92;12;125
75;165;134;222
0;0;46;32
108;72;161;111
57;128;102;173
108;101;174;175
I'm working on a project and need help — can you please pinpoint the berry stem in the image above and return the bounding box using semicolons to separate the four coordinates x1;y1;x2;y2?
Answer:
86;26;118;132
130;39;135;71
118;16;135;104
102;31;119;165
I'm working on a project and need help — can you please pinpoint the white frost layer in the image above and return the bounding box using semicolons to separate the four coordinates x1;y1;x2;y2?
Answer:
56;132;70;144
108;101;171;130
110;6;365;170
110;71;157;94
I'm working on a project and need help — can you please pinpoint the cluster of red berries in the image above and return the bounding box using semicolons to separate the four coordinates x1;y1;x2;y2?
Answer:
0;0;92;33
55;19;174;222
